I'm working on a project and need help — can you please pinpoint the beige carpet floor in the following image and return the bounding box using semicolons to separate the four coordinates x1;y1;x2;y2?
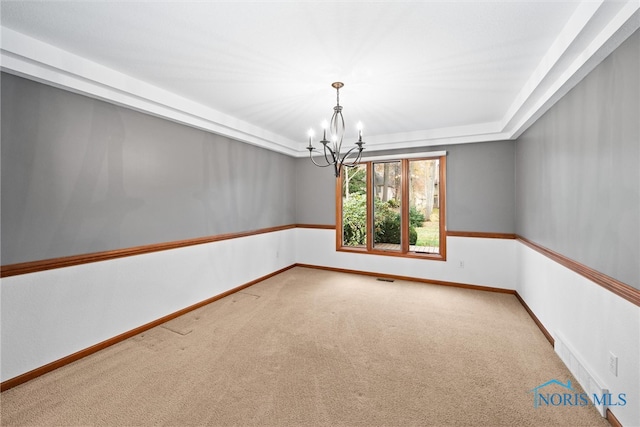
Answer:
1;267;610;426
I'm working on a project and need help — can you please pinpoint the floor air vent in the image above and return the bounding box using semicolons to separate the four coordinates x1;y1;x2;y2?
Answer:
376;278;394;282
554;331;608;417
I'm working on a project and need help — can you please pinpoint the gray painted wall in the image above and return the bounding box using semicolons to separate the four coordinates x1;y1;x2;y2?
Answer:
294;158;338;225
516;30;639;289
295;140;516;234
1;73;295;265
444;141;515;233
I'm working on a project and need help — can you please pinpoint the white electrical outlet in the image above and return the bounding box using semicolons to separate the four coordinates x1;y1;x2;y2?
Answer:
608;352;618;376
458;260;464;268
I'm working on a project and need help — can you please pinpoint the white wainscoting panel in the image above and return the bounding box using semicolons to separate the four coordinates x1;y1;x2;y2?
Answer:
0;228;296;382
4;226;637;427
516;241;639;426
294;228;517;290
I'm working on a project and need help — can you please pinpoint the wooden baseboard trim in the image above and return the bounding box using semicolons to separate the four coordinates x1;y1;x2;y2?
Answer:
514;291;554;347
294;263;515;295
517;236;640;307
0;262;572;405
606;408;623;427
0;264;296;392
1;225;296;278
295;264;559;350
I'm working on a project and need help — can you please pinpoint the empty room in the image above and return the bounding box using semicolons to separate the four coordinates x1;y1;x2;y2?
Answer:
1;1;638;426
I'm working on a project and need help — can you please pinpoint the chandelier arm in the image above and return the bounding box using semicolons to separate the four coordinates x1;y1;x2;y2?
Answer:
308;152;334;168
340;145;364;167
308;144;339;168
323;143;338;166
335;147;363;177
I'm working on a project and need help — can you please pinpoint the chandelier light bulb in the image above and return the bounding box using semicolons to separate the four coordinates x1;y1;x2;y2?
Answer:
321;120;328;141
307;128;315;149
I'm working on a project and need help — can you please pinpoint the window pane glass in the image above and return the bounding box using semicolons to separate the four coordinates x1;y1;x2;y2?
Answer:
342;164;367;247
373;161;402;251
409;159;439;254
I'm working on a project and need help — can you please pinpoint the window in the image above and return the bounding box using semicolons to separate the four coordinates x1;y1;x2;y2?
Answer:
337;154;446;260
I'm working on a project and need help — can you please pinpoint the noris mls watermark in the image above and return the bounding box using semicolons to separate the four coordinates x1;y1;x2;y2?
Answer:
528;379;626;409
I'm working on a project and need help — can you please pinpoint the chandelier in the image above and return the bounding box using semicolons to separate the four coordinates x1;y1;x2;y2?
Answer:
306;82;365;177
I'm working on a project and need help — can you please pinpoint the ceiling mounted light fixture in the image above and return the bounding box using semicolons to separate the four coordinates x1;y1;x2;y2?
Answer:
306;82;364;178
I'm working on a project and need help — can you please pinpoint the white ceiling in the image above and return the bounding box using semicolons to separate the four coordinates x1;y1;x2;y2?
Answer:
1;1;639;156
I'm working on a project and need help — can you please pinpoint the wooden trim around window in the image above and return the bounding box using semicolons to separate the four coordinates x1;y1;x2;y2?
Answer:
366;162;374;251
335;176;343;250
336;155;447;261
517;235;640;307
336;246;445;261
0;224;296;278
438;156;447;260
401;159;410;253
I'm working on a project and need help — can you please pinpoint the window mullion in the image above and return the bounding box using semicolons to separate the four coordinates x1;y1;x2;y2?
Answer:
438;156;447;259
401;159;410;253
366;162;373;251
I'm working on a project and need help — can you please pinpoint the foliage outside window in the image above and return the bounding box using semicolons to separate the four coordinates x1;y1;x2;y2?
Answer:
339;155;446;260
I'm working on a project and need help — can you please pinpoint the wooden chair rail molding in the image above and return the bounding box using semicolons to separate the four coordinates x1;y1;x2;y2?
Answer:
517;235;640;307
446;231;517;239
0;224;299;278
2;225;638;307
0;226;502;277
447;231;639;307
294;224;336;229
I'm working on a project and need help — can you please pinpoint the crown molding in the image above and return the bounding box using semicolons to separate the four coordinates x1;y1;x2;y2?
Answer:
0;27;299;157
1;1;638;157
503;0;640;139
